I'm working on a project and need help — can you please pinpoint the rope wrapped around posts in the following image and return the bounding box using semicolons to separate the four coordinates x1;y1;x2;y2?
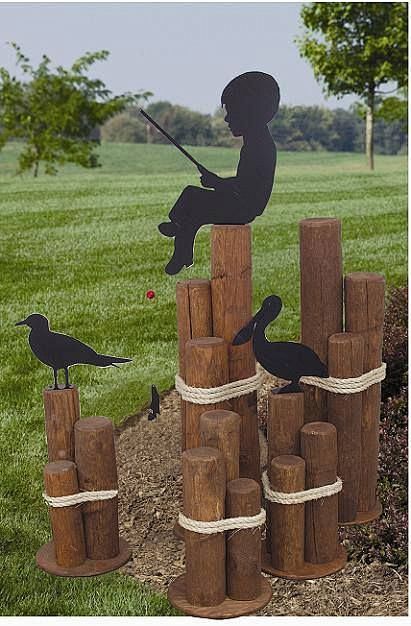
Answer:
43;489;118;507
178;508;266;534
262;471;342;504
175;370;264;404
300;363;386;394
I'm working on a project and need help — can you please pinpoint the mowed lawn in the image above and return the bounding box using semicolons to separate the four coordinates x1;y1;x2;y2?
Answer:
0;142;407;616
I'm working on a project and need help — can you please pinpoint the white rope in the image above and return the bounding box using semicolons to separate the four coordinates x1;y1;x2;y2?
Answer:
175;370;264;404
300;362;386;394
178;508;266;534
262;471;342;504
43;490;118;508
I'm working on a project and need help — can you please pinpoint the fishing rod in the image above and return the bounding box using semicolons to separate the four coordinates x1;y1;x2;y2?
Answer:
139;108;205;173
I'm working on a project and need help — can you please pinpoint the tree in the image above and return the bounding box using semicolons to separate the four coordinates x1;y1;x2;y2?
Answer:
101;110;147;143
0;43;151;175
297;3;408;169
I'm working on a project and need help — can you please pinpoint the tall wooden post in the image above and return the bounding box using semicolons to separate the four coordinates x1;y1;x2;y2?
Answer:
200;409;240;482
211;225;260;482
328;333;364;523
43;386;80;461
226;478;261;600
345;272;385;519
300;422;338;564
183;447;226;607
269;455;305;572
185;338;230;450
42;461;86;568
299;218;343;422
177;279;212;450
75;417;119;560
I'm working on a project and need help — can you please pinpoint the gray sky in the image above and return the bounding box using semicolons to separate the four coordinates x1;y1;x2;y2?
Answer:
0;2;356;113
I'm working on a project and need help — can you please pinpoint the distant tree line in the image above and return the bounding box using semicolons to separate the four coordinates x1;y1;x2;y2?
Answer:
101;100;407;155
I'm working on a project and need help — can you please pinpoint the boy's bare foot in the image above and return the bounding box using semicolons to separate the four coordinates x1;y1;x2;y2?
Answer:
158;222;178;237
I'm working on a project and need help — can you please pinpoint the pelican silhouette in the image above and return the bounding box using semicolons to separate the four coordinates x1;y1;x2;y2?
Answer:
232;295;327;393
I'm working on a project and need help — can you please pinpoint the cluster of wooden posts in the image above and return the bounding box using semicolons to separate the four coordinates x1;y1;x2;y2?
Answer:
36;387;130;576
168;219;385;617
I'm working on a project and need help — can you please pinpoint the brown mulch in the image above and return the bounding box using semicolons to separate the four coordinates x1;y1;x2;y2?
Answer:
115;377;408;617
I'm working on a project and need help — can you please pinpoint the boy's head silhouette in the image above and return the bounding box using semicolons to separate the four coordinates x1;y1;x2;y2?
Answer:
221;71;280;136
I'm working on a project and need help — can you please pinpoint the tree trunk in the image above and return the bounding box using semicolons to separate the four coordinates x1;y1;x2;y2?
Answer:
33;160;39;178
365;88;375;171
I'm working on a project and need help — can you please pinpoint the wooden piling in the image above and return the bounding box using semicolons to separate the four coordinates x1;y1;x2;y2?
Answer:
177;279;212;450
267;392;304;466
211;224;260;482
300;422;338;564
269;455;305;572
200;410;241;482
43;386;80;461
345;272;385;517
183;447;226;607
226;478;261;601
299;218;343;422
328;333;364;523
43;460;86;568
75;417;119;560
184;338;229;450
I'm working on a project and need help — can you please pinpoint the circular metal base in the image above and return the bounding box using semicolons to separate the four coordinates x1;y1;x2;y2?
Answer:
339;498;382;526
36;538;131;577
262;543;347;581
168;574;272;619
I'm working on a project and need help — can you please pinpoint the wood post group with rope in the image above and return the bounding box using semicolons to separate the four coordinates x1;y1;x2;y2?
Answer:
170;219;385;616
37;387;130;576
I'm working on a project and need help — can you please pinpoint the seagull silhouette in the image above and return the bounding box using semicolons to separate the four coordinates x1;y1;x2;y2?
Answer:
16;313;132;389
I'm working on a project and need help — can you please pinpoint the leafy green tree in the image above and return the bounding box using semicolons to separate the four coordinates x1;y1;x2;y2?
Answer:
101;111;147;143
0;43;151;175
297;2;408;169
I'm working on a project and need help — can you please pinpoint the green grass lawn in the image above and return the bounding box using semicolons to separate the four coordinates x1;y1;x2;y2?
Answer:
0;142;407;615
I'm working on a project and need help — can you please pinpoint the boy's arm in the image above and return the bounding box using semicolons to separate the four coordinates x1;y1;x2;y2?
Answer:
199;167;240;194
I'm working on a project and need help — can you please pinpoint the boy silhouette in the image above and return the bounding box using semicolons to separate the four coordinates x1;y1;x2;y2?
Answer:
159;71;280;275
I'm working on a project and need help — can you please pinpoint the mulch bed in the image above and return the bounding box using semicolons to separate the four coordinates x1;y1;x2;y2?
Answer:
115;376;408;617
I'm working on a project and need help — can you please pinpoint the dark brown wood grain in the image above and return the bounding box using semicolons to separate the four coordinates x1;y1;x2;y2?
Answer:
43;386;80;461
269;455;305;572
211;225;260;482
268;392;304;465
299;218;343;422
44;460;86;568
226;478;261;601
328;332;364;523
185;338;230;449
300;421;338;564
176;279;212;450
200;410;240;482
183;447;226;607
345;272;385;513
74;417;119;560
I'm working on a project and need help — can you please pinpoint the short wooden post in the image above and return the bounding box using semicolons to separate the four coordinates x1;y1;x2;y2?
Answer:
185;338;229;450
43;386;80;461
211;225;260;482
75;417;119;560
267;392;304;465
266;392;304;552
177;279;212;450
43;460;86;568
226;478;261;601
299;218;343;422
200;410;240;482
269;455;305;572
345;272;385;517
300;422;338;564
328;333;364;523
183;447;226;607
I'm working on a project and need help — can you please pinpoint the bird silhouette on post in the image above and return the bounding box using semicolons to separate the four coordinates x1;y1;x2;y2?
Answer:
148;385;160;421
16;313;132;390
232;295;327;393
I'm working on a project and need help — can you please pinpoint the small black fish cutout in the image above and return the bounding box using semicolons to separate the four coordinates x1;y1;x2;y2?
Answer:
233;295;327;394
148;384;160;421
143;71;280;276
16;314;132;390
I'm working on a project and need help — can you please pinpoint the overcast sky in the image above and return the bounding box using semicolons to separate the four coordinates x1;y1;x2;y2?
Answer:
0;2;357;113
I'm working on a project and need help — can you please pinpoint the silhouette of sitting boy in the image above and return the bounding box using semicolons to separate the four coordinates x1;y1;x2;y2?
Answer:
159;71;280;275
